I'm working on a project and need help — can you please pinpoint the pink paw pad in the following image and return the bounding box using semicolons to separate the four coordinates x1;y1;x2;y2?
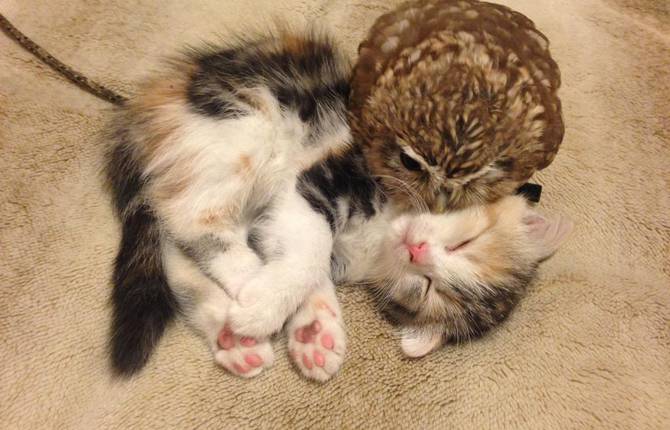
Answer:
321;334;334;350
313;350;325;367
302;353;313;370
244;353;263;367
216;324;269;376
240;337;257;347
218;326;235;350
294;321;325;344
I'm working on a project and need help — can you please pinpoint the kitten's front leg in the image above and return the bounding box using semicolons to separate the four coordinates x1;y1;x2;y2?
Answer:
228;188;334;338
286;280;346;382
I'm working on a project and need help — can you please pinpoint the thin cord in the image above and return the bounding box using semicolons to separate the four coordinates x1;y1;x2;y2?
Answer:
0;12;128;106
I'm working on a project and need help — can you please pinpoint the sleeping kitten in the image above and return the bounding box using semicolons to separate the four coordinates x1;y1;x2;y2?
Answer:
106;29;570;382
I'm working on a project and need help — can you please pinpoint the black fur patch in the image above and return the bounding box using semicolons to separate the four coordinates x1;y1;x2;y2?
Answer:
106;122;178;377
297;146;382;232
187;48;246;118
296;182;337;232
106;126;145;215
188;73;243;117
109;204;179;377
185;37;350;127
516;182;542;203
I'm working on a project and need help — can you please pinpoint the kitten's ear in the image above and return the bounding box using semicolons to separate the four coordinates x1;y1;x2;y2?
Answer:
400;327;444;358
523;210;574;260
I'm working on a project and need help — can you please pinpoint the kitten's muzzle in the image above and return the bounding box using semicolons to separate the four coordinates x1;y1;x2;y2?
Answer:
407;242;428;265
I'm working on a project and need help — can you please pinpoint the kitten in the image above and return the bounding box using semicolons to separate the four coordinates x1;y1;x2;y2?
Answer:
105;29;570;382
106;30;355;377
282;151;571;379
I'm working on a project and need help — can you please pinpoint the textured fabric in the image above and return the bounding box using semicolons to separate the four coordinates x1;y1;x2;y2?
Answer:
1;0;669;428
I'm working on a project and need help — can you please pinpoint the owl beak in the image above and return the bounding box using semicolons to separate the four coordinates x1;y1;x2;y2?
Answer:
434;190;449;213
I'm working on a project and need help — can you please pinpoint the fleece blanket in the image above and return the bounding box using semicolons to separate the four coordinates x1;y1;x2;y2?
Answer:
1;0;668;428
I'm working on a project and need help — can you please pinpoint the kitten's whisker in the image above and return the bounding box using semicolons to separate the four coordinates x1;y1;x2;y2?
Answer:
374;180;424;214
373;174;429;213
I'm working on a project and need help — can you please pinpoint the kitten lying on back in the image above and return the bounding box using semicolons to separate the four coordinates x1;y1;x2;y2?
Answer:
106;30;354;377
106;30;571;382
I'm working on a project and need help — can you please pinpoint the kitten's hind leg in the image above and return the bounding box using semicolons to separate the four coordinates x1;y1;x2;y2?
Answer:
164;242;274;377
287;280;346;382
228;187;335;338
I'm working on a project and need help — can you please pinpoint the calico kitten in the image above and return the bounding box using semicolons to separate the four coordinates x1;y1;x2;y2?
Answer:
106;31;355;377
106;29;570;383
282;149;572;379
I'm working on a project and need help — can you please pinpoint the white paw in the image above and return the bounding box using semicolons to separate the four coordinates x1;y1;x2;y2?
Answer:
287;296;346;382
228;298;288;339
214;324;274;378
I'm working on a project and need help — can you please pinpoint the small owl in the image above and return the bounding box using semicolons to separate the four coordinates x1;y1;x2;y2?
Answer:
350;0;564;212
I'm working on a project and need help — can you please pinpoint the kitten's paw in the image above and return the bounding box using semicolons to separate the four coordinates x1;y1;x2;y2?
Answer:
228;296;288;339
214;324;274;378
287;297;346;382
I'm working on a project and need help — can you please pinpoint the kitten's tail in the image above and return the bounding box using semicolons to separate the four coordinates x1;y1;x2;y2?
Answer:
109;203;179;377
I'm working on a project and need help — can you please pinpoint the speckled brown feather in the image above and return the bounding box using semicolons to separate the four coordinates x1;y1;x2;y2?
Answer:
350;0;564;211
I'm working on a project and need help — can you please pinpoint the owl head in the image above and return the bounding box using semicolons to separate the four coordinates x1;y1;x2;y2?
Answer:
350;0;564;212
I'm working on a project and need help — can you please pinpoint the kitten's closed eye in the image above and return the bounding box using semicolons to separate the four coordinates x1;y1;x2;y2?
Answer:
446;238;473;252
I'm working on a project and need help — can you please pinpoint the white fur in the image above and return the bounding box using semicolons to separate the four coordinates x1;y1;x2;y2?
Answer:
158;88;350;378
227;182;335;337
400;327;444;357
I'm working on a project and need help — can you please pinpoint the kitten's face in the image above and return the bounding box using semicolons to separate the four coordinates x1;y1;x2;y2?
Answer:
373;196;572;357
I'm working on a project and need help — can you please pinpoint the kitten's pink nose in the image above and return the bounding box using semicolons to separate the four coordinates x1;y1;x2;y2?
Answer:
407;242;428;264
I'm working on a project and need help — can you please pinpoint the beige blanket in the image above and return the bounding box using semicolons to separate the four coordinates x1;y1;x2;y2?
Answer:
1;0;669;428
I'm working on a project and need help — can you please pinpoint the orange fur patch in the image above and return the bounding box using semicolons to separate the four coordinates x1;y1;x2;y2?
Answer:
131;58;196;163
131;59;199;205
235;154;254;175
198;209;225;226
278;30;312;56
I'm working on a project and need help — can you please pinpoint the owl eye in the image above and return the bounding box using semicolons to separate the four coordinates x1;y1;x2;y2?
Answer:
400;152;422;171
